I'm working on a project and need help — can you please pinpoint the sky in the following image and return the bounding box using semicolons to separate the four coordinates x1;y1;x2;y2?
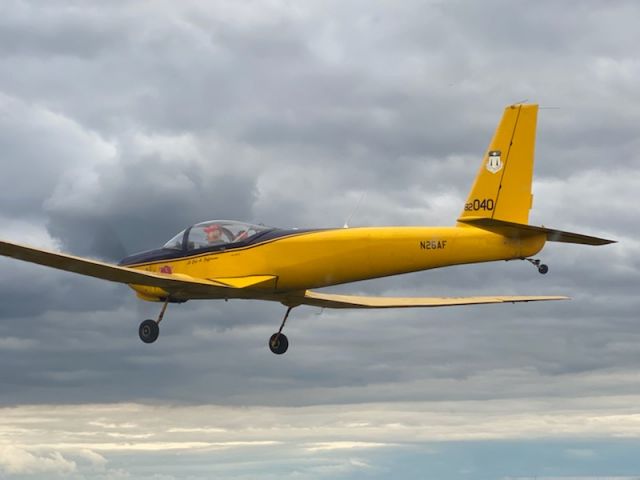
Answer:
0;0;639;478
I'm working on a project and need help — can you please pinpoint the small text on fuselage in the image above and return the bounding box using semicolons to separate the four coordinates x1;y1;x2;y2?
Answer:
420;240;448;250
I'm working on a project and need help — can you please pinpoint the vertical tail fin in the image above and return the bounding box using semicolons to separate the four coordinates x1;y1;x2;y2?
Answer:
458;104;538;225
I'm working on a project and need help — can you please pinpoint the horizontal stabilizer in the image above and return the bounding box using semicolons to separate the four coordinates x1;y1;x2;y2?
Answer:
458;217;615;246
300;290;568;309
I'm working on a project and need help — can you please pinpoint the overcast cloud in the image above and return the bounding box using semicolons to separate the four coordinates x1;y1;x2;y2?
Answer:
0;0;638;479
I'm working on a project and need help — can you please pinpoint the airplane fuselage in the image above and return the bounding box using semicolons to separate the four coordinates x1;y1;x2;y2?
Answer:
127;226;546;301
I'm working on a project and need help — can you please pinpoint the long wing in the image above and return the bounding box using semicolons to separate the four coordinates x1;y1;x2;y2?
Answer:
0;240;274;294
299;290;568;309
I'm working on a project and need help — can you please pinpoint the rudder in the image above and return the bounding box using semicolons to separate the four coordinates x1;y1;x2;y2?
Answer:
459;104;538;224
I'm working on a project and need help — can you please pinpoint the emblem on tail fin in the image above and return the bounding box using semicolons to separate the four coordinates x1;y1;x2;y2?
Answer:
486;150;502;174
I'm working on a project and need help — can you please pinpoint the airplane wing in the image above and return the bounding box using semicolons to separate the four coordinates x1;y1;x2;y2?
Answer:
299;290;568;309
0;240;274;294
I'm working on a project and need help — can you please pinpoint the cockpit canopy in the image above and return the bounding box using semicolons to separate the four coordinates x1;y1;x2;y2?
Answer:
163;220;272;251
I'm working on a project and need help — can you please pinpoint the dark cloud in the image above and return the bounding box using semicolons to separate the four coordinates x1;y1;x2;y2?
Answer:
45;162;258;260
0;1;130;59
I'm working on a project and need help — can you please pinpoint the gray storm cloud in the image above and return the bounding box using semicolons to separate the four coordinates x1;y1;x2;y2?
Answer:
0;0;636;404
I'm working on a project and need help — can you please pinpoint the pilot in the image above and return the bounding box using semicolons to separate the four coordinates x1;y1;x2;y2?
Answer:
204;224;224;244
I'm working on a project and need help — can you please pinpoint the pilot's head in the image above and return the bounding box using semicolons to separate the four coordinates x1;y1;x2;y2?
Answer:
204;224;222;243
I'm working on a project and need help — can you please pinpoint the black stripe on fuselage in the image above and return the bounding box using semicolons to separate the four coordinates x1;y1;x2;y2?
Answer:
117;228;324;267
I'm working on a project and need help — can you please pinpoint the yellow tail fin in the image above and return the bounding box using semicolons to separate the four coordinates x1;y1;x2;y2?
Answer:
459;104;538;224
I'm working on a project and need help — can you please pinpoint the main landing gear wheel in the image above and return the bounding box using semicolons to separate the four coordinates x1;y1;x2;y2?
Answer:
269;306;295;355
138;298;170;344
269;333;289;355
139;319;159;344
526;258;549;275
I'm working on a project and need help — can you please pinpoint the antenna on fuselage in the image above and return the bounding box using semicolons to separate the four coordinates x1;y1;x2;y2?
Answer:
343;192;366;228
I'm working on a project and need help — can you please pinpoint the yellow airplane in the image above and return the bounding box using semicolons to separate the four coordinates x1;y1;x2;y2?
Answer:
0;104;614;354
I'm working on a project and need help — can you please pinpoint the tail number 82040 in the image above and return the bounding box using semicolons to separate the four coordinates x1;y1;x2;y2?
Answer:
464;198;495;212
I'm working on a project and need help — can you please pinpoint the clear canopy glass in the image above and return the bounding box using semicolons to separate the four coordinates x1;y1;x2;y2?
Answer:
162;221;271;251
162;229;187;250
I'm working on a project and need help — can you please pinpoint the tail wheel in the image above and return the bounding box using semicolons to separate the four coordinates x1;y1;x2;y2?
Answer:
526;258;549;275
269;333;289;355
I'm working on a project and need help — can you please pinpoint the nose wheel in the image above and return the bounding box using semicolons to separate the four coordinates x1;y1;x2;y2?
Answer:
138;298;169;344
269;306;294;355
526;258;549;275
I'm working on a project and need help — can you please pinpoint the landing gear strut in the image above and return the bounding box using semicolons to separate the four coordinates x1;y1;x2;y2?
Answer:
526;258;549;275
139;298;169;344
269;306;294;355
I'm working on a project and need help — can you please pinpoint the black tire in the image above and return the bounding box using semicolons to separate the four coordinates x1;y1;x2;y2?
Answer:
538;264;549;275
139;319;160;344
269;333;289;355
